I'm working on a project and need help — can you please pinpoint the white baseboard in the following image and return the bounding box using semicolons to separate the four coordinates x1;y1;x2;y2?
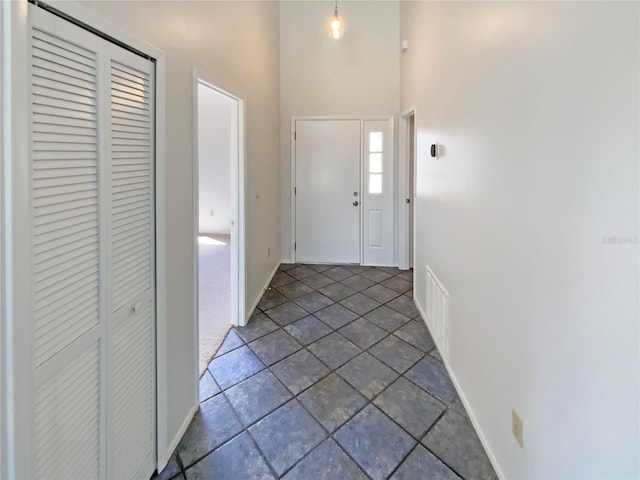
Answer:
414;297;505;480
198;230;231;236
245;261;281;322
161;404;198;471
281;258;294;264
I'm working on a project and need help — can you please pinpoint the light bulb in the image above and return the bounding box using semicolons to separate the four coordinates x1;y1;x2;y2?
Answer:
327;10;344;39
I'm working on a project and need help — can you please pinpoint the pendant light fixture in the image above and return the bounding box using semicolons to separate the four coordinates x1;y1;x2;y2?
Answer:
328;0;344;39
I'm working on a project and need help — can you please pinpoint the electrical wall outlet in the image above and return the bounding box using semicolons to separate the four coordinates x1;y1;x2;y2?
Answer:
512;408;523;448
209;210;215;217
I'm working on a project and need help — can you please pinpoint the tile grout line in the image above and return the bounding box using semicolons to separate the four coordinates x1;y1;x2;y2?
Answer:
257;321;433;477
195;265;463;479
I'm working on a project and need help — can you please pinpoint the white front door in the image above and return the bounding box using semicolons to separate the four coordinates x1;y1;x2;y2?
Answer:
295;120;361;264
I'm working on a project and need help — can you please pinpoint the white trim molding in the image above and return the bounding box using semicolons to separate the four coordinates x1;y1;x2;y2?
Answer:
398;106;417;271
3;1;34;477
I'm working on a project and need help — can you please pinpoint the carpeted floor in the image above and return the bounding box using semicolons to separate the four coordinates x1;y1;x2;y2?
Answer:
198;234;231;376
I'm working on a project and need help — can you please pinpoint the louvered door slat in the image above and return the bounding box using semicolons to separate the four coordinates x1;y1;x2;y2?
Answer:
112;190;148;205
112;221;148;241
34;165;96;177
33;88;95;111
34;252;97;290
33;108;96;126
36;232;94;257
112;125;149;136
36;289;97;333
34;131;97;145
112;203;150;222
34;213;97;237
112;67;149;85
32;49;96;76
35;269;96;318
112;189;150;205
112;213;149;234
112;109;150;124
113;166;149;177
111;118;150;130
112;227;149;252
112;183;149;196
35;194;96;214
112;79;150;96
34;225;96;254
32;53;96;80
33;64;97;90
31;42;94;72
33;83;96;106
113;270;151;304
34;113;96;129
33;29;95;60
34;192;96;214
33;157;97;168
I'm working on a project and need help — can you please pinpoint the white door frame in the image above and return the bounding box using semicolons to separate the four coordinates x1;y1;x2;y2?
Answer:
0;4;6;478
191;71;247;390
0;0;175;475
290;115;394;264
398;106;417;271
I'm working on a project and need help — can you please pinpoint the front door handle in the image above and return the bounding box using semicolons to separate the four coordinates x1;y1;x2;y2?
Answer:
353;201;359;206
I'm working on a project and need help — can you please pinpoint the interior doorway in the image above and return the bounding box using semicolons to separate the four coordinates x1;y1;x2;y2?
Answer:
194;75;246;377
408;114;415;269
399;108;417;270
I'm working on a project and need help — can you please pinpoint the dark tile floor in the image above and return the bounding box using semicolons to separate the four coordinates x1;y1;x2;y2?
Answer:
155;264;497;480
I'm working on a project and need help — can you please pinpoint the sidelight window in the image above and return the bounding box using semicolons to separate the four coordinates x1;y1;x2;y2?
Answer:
368;132;383;194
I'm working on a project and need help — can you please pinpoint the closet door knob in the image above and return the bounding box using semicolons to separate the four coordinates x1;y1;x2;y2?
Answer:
353;201;359;206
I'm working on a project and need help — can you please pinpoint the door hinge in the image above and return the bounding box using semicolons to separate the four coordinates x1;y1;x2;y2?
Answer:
294;242;297;250
294;187;297;195
294;131;297;141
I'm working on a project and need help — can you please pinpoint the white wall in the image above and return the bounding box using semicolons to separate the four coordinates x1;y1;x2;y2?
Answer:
198;84;232;234
76;0;281;463
280;1;400;260
400;2;639;478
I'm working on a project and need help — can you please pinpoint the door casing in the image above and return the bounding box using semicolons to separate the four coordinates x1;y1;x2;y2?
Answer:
398;106;417;271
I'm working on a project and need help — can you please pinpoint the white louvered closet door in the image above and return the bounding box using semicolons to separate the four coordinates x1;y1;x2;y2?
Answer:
30;8;107;479
106;45;156;480
29;5;156;480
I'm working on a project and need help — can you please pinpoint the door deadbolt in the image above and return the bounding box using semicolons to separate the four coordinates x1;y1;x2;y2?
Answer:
353;192;358;197
353;201;359;206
